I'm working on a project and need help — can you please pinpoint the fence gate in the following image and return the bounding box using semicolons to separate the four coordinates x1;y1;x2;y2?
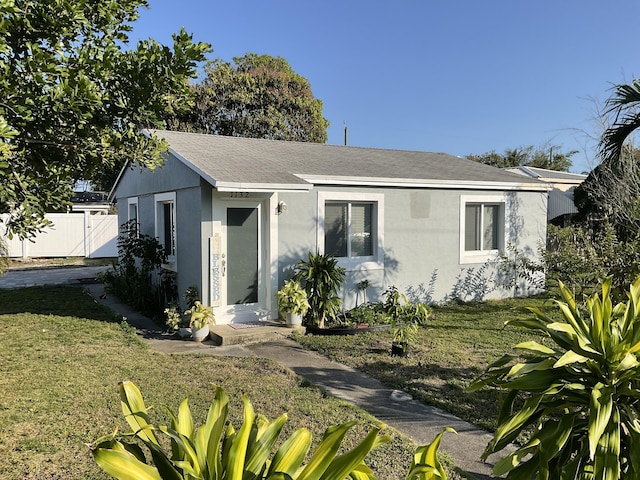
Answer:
1;213;118;258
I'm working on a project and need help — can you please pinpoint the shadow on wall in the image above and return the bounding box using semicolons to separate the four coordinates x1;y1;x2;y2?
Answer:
403;194;543;305
275;244;401;307
277;193;543;307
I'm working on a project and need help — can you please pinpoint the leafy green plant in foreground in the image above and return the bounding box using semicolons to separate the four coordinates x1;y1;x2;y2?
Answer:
469;277;640;479
92;382;454;480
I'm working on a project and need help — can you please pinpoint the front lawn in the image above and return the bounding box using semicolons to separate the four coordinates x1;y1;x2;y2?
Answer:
0;286;425;480
293;296;560;431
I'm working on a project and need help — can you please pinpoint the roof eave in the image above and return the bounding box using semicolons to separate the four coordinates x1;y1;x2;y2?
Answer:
296;175;552;192
214;182;313;193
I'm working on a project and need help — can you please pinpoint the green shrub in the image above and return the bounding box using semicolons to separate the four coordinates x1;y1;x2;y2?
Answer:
346;303;390;327
500;224;640;302
100;220;177;316
383;286;432;325
469;276;640;479
91;381;456;479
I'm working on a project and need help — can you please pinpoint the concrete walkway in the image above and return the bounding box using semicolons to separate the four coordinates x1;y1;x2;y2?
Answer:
0;266;507;479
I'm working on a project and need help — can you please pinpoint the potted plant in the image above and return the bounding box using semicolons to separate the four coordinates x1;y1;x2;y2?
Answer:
384;286;424;356
185;301;215;342
276;280;309;327
391;321;418;356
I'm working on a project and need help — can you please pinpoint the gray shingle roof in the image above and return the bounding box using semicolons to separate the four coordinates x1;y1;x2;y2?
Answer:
149;130;547;191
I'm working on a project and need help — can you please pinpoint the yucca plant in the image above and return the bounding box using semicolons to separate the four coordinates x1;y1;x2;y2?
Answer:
468;276;640;479
91;381;392;480
293;252;346;329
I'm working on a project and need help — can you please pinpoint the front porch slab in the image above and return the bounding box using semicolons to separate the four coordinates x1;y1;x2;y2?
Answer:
209;322;304;346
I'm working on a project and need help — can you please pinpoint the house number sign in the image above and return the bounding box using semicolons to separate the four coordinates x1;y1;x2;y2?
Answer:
229;192;250;198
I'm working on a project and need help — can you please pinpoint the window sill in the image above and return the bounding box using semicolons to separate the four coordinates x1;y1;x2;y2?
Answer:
161;262;177;272
335;257;384;271
459;250;499;265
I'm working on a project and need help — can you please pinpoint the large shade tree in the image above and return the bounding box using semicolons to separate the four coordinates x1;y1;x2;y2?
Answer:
466;144;576;171
0;0;210;238
166;53;329;143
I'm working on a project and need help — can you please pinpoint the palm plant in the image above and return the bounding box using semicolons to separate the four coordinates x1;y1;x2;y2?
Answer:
468;276;640;479
293;252;345;328
599;79;640;165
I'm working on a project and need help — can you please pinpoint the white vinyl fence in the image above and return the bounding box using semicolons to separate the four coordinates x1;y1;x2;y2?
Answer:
2;213;118;258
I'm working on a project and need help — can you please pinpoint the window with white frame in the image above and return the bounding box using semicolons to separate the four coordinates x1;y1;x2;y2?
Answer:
318;192;384;268
155;192;176;261
460;195;505;264
127;197;138;236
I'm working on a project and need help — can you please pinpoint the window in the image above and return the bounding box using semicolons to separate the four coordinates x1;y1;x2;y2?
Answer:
460;195;505;264
127;197;138;236
325;202;374;258
318;192;384;268
155;192;176;261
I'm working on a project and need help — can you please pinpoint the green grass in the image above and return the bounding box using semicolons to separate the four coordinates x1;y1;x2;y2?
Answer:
293;296;561;431
0;286;436;480
8;257;115;269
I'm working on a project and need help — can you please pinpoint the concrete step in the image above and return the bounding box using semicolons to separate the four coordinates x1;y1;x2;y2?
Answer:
209;323;303;346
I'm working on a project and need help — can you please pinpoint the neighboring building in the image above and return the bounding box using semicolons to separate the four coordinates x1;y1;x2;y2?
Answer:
110;130;550;324
505;166;587;226
70;191;113;215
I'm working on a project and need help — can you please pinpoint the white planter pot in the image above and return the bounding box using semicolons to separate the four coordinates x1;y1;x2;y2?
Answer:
285;312;303;328
191;325;210;342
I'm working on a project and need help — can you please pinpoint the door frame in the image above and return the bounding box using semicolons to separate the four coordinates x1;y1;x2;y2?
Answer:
210;194;276;324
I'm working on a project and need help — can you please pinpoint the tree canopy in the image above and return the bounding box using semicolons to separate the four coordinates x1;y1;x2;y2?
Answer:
166;53;329;143
0;0;210;238
466;144;576;171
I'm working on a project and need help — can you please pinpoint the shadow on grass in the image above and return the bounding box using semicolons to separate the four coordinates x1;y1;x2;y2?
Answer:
0;286;117;322
358;358;504;431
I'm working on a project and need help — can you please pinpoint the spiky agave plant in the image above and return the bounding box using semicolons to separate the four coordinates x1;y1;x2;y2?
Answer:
468;276;640;479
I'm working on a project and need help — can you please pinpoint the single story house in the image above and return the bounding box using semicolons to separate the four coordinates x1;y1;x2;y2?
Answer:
505;166;587;226
110;130;550;324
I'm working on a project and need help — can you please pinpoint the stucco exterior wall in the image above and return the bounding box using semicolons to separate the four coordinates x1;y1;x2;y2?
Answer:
115;157;206;306
277;185;547;307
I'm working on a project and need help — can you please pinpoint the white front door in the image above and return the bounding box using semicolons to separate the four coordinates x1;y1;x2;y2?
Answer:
212;199;265;323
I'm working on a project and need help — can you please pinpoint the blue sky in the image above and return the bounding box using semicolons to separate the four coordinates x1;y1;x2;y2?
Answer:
129;0;639;174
